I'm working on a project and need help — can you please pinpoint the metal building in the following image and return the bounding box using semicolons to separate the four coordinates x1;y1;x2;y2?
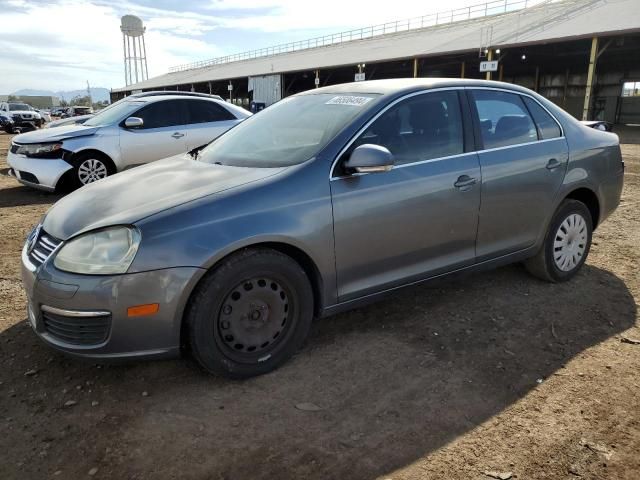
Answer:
111;0;640;124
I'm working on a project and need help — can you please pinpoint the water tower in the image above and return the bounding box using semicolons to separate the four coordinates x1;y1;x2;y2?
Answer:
120;15;149;86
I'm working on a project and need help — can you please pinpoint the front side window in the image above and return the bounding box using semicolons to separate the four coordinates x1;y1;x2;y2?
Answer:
471;90;538;149
134;100;189;129
522;97;562;140
345;90;464;166
187;100;235;123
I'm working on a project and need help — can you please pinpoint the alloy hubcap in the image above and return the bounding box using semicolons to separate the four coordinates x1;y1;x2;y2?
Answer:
78;159;107;184
218;277;290;355
553;213;588;272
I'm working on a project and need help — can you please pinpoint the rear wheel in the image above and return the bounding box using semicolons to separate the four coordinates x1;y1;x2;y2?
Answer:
186;248;314;378
525;199;593;282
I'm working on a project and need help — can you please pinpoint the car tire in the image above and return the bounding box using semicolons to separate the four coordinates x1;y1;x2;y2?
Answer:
186;248;314;379
71;152;115;188
524;199;593;283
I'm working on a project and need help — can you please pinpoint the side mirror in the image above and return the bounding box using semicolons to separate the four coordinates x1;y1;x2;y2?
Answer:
344;144;394;174
124;116;144;128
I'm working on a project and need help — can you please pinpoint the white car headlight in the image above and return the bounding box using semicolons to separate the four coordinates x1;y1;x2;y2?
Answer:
54;226;141;275
14;142;62;158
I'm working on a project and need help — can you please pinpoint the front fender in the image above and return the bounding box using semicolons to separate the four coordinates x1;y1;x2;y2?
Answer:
129;161;338;307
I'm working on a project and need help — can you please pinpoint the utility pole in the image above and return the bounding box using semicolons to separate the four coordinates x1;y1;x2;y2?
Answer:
87;80;93;107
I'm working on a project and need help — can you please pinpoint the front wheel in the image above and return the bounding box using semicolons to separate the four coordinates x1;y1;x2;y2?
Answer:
525;199;593;282
186;248;314;379
72;152;114;188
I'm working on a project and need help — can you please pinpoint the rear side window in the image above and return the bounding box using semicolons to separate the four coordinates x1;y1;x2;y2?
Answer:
522;97;562;140
135;100;188;129
187;100;236;124
471;90;538;149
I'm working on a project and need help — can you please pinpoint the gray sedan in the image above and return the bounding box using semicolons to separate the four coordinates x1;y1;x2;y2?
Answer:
20;79;624;378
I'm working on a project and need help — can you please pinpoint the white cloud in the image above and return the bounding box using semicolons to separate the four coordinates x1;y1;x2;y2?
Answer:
0;0;222;92
0;0;543;92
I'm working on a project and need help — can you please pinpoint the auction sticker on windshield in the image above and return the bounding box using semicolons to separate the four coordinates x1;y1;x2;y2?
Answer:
325;96;373;106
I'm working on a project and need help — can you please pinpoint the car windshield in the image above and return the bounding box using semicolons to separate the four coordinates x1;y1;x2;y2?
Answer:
198;93;379;168
83;101;144;127
9;104;31;111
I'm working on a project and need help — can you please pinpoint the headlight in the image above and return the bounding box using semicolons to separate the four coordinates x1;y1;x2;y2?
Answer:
54;226;141;275
14;142;62;158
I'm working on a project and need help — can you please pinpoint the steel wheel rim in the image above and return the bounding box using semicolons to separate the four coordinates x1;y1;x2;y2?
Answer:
216;277;293;362
553;213;588;272
78;159;107;185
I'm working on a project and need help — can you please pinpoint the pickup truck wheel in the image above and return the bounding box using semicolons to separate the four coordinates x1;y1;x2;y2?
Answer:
186;248;314;379
525;199;593;283
72;152;115;188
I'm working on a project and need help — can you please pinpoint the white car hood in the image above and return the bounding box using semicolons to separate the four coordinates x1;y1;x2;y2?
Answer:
12;124;99;143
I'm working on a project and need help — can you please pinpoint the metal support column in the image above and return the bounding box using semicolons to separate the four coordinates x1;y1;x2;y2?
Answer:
582;36;599;121
461;61;465;79
534;66;540;92
486;50;493;80
499;63;504;81
413;58;418;78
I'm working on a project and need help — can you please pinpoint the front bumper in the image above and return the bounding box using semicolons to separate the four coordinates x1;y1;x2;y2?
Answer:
21;241;205;360
7;150;72;191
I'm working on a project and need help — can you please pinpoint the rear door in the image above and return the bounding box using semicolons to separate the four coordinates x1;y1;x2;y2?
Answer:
182;99;239;150
118;99;189;167
469;89;568;259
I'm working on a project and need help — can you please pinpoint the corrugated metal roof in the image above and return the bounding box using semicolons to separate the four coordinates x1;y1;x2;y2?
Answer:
113;0;640;93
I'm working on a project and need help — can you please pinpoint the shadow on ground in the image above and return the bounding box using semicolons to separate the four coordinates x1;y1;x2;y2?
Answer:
0;181;62;208
0;263;635;479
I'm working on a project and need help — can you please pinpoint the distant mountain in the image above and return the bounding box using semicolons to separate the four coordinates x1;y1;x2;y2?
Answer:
11;88;110;103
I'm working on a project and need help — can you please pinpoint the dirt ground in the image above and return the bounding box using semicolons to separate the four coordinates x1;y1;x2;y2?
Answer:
0;131;638;480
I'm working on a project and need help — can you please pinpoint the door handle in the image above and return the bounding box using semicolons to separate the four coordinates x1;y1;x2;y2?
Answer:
454;175;477;189
546;158;561;170
171;132;185;139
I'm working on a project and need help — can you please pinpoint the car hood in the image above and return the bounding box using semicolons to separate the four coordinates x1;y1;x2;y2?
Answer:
13;124;99;143
43;154;286;240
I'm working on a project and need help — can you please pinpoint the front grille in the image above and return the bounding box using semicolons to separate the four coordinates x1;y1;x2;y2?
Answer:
28;228;62;268
42;310;111;346
18;171;39;184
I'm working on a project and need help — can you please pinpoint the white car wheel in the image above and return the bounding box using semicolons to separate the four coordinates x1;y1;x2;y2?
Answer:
77;158;108;185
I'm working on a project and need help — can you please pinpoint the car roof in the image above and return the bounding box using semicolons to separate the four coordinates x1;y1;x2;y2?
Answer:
125;94;227;104
298;78;535;97
128;91;224;101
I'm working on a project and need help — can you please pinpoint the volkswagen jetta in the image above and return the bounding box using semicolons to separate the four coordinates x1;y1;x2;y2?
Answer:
20;79;624;378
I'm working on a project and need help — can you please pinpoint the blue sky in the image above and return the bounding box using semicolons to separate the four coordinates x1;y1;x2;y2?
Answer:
1;0;476;92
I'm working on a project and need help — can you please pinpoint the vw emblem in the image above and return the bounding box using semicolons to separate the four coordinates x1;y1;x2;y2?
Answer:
26;225;41;255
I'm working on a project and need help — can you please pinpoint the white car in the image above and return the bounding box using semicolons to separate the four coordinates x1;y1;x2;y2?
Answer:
0;102;43;129
36;109;52;123
7;94;251;191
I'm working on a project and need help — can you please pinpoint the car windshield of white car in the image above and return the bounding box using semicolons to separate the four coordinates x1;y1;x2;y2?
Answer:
83;101;144;127
9;104;31;111
198;93;380;168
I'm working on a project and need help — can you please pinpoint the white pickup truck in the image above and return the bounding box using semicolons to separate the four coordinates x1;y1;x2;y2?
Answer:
0;102;43;131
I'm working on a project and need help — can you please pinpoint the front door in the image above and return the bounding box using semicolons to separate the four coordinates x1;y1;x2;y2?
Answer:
331;90;481;302
468;89;568;259
118;99;190;167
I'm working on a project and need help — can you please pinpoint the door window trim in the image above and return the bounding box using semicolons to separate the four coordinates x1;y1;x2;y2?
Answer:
330;86;565;181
